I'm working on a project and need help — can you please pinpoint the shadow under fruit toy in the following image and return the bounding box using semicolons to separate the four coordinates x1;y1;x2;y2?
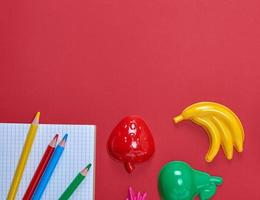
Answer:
158;161;222;200
107;116;155;173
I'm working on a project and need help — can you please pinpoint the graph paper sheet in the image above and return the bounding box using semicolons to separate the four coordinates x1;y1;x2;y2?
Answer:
0;123;95;200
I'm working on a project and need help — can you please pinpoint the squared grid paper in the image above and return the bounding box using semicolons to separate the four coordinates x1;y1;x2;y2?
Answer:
0;123;95;200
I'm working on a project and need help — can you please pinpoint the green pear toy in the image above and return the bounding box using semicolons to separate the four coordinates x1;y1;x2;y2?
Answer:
158;161;223;200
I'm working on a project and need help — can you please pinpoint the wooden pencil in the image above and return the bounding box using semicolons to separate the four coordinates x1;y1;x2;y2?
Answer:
58;164;92;200
22;134;58;200
32;134;68;200
7;112;40;200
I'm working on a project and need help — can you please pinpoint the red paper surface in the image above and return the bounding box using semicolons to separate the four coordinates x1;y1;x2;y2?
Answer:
1;0;260;199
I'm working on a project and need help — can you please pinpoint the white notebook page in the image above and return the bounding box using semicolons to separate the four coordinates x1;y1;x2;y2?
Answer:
0;123;95;200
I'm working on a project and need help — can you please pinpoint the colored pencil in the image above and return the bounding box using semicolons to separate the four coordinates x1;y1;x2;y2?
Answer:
32;134;68;200
58;164;92;200
7;112;40;200
22;134;59;200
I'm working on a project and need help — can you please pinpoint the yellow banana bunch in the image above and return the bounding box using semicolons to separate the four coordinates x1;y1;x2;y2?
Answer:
173;102;244;162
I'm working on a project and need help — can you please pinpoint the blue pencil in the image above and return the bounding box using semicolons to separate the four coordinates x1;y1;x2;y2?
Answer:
32;134;68;200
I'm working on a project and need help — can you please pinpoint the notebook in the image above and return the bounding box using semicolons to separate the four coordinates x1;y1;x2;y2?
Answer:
0;123;95;199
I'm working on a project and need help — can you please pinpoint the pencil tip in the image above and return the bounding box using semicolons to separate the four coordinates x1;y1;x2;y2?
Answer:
86;163;92;171
62;134;68;142
50;134;59;146
58;134;68;146
32;112;40;124
81;164;92;175
53;134;59;141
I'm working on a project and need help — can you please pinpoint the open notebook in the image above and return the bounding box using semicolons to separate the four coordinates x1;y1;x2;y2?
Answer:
0;123;95;199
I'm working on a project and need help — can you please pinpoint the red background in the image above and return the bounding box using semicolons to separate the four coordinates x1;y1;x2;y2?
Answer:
1;0;260;199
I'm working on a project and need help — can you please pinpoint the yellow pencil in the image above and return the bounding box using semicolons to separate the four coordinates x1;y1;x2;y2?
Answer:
7;112;40;200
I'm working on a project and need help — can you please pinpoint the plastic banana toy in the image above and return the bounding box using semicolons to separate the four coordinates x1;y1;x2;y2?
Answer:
173;102;244;162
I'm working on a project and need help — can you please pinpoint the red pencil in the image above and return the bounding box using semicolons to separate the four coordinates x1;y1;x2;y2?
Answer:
22;134;58;200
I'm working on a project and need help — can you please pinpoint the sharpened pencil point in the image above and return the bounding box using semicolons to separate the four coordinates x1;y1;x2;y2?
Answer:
54;134;59;141
62;134;68;142
58;134;68;147
86;163;92;171
49;134;59;147
32;112;40;124
81;164;91;176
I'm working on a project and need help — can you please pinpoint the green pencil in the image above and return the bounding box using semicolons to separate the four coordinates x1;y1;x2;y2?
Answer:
59;164;92;200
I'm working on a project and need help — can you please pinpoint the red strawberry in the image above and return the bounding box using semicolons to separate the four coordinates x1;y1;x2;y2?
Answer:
108;116;155;173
